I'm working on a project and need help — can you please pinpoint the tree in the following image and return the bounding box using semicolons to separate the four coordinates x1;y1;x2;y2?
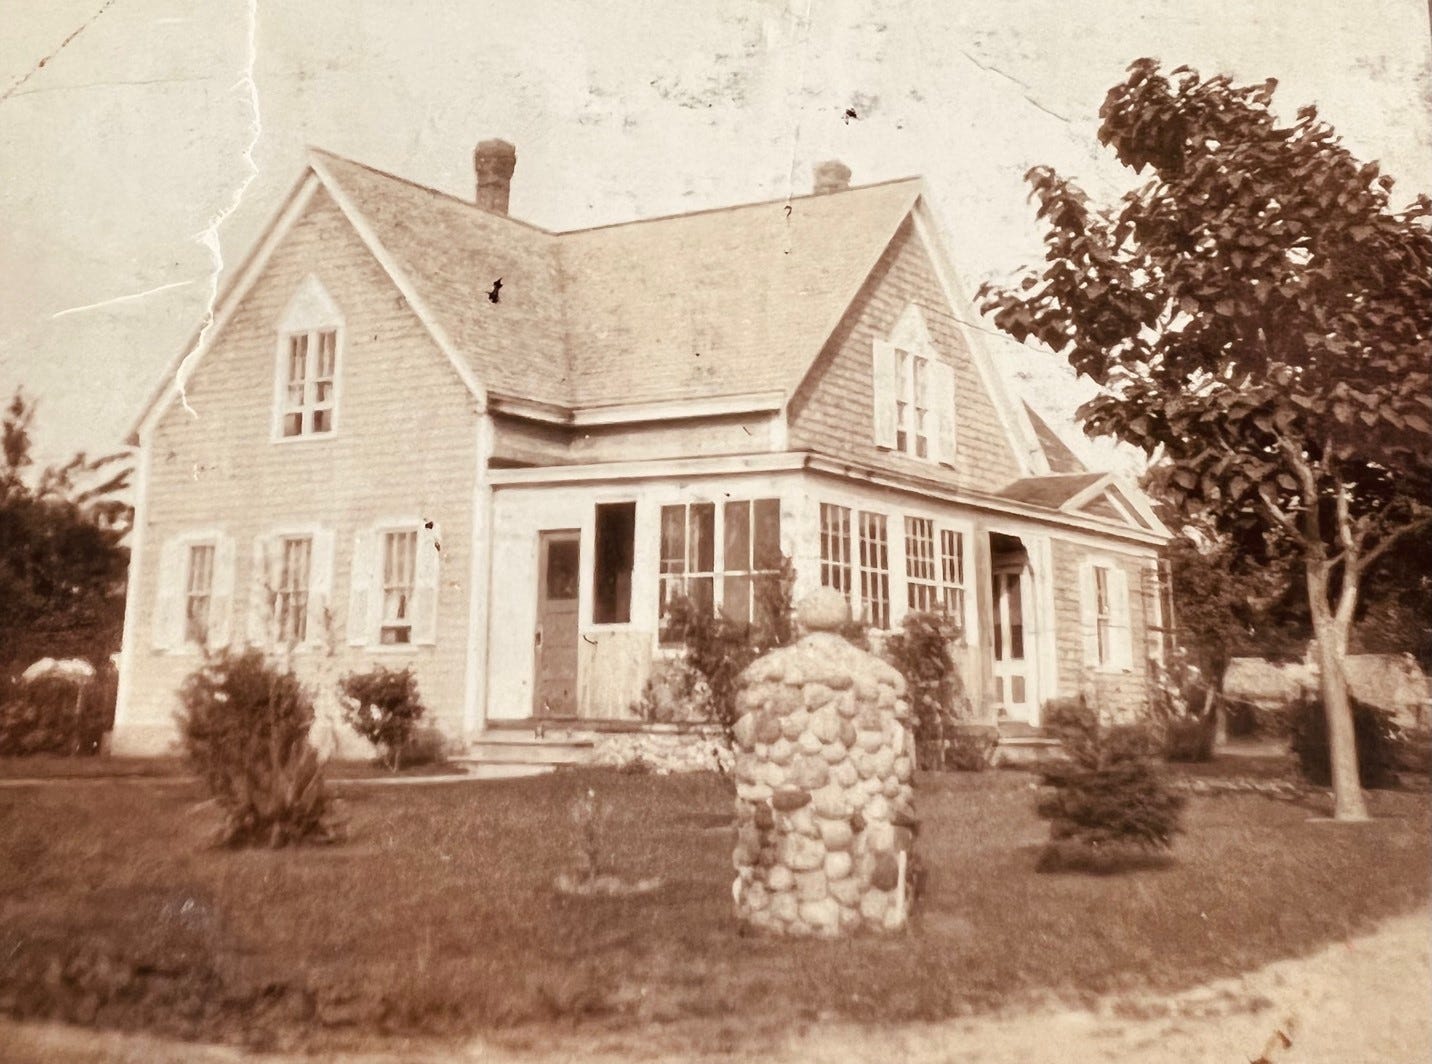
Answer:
0;391;132;676
979;61;1432;820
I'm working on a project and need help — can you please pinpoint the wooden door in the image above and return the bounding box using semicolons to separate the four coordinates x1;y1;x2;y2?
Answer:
992;567;1035;722
534;531;580;718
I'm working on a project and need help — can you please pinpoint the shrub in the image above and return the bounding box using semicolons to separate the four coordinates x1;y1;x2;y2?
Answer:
884;609;970;771
178;648;337;847
1288;693;1401;790
339;665;428;771
0;662;116;757
945;724;998;771
1147;652;1217;762
1035;697;1185;870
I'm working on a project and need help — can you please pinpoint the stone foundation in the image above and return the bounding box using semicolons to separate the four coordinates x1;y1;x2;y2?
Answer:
590;726;733;774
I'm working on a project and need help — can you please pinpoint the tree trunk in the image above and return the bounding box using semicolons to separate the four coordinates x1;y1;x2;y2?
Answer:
1308;594;1369;821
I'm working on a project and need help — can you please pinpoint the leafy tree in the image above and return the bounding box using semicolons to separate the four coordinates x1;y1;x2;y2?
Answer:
979;61;1431;820
0;391;132;676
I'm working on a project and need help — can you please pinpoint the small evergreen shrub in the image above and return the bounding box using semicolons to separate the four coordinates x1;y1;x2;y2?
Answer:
945;724;999;771
339;665;428;771
178;648;337;848
885;609;970;770
1035;697;1185;871
1288;693;1401;790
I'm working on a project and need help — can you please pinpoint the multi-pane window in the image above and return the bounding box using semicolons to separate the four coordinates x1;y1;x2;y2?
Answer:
659;502;715;639
275;536;312;644
184;543;215;645
658;499;781;642
895;348;930;458
380;530;418;645
722;499;782;627
1094;565;1113;666
940;529;965;618
819;504;853;597
858;512;890;629
904;518;938;611
280;329;337;438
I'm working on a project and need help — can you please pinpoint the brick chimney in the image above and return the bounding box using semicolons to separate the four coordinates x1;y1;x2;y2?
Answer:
812;160;852;194
474;139;517;215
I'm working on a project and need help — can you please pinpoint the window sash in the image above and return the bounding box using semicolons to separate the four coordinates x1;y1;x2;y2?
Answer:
819;503;853;596
658;498;781;640
894;347;931;458
1094;566;1112;665
275;536;312;644
184;543;215;645
380;530;418;644
858;512;890;629
281;328;337;437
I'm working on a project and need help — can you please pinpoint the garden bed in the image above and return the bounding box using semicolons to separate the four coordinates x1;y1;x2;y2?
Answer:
0;766;1426;1054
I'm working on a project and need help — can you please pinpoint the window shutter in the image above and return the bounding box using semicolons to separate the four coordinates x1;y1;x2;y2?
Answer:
931;359;957;465
1078;561;1099;667
209;534;237;648
308;528;336;647
412;522;441;646
152;537;183;651
347;529;373;646
1110;565;1133;670
247;534;274;645
872;340;898;449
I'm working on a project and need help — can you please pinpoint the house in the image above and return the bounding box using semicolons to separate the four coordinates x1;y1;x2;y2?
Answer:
111;141;1172;759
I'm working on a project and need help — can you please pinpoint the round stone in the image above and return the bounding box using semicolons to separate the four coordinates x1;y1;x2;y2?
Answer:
770;891;798;923
755;713;782;744
797;730;823;755
796;588;851;632
772;786;811;812
794;869;828;901
882;906;905;932
733;714;757;750
882;777;902;799
859;890;889;923
865;820;895;853
865;794;891;823
832;761;859;788
769;737;795;766
785;806;819;838
799;897;841;931
893;756;913;783
871;748;896;778
781;834;826;872
824;851;853;881
803;683;834;710
835;691;858;719
781;709;811;741
753;803;774;830
829;876;861;907
764;762;789;789
745;882;769;911
736;780;771;804
820;818;854;851
857;730;885;753
820;741;847;764
811;785;848;820
810;706;840;743
767;865;794;892
839;905;862;933
792;755;830;791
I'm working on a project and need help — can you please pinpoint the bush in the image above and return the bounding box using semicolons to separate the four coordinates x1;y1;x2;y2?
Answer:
885;609;970;771
1035;697;1185;871
1288;693;1401;790
339;665;428;771
945;724;998;771
0;662;116;757
178;648;337;847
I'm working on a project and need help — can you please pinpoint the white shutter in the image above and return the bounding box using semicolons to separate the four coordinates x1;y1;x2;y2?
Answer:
412;522;441;646
307;528;336;647
152;536;183;651
247;534;274;645
931;359;957;465
1110;565;1133;670
1078;561;1099;668
347;528;374;646
208;534;237;648
872;340;898;449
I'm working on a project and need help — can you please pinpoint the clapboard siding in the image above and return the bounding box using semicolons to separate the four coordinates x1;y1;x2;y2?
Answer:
118;189;480;754
787;217;1025;494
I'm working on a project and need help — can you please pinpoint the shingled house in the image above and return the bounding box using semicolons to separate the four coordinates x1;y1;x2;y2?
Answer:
112;141;1171;759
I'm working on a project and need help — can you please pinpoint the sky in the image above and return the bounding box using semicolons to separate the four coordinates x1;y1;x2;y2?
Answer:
1;0;1429;468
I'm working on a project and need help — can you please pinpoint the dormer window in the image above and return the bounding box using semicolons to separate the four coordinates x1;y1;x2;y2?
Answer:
274;275;342;441
873;305;956;465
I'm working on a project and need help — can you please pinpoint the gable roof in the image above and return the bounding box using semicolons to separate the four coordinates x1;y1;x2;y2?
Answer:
998;471;1107;509
1022;401;1087;474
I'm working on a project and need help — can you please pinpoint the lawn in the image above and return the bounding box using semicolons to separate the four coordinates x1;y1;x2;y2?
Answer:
0;764;1427;1053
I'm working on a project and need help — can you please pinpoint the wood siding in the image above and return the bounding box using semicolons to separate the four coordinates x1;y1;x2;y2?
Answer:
116;189;480;755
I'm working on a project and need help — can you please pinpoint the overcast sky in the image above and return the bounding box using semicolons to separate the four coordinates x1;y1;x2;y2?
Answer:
2;0;1429;467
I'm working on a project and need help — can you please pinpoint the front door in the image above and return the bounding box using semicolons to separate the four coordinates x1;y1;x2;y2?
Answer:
992;566;1035;723
534;530;580;717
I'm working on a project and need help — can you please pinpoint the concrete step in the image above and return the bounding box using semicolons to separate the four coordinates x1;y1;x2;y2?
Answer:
466;730;597;768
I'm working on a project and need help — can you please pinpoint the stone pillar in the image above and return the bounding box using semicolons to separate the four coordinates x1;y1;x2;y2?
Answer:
731;588;917;936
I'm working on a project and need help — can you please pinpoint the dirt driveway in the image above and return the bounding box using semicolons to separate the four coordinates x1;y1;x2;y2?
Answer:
5;909;1428;1063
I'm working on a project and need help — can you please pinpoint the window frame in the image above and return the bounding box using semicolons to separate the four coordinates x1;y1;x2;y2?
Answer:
183;540;217;648
857;511;891;630
272;275;344;444
277;328;340;440
895;347;932;459
656;497;783;645
378;527;419;646
273;534;314;647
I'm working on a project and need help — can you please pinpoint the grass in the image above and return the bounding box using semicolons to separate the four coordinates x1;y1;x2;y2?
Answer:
0;764;1427;1053
0;754;463;781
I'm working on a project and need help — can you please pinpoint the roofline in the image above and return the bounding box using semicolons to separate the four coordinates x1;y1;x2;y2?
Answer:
488;390;786;427
127;169;323;444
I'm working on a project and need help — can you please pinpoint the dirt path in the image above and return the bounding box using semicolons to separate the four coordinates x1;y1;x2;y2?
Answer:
5;909;1428;1063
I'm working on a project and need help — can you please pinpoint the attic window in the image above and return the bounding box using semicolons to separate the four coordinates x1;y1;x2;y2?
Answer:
872;305;956;464
274;275;343;441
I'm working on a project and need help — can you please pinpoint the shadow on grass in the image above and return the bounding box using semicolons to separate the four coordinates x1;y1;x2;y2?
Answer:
1031;842;1179;876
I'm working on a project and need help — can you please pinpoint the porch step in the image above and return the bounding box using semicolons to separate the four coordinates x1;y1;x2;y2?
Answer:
464;730;597;768
994;724;1064;768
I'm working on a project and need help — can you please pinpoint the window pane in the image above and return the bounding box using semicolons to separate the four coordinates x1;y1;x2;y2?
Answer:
690;503;715;573
1010;675;1026;704
288;335;307;384
283;413;302;437
316;330;337;377
660;506;686;573
722;574;752;623
593;502;635;624
688;575;714;617
312;409;331;433
753;499;781;570
545;538;579;600
723;501;750;571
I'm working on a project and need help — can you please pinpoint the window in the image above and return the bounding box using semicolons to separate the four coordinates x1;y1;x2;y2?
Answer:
593;502;636;624
940;528;966;618
904;517;937;610
275;536;312;644
659;502;715;638
280;329;337;437
819;503;853;597
184;543;216;645
858;512;890;629
873;307;956;463
380;530;418;645
721;499;782;627
658;498;782;641
1094;565;1113;666
895;348;931;458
